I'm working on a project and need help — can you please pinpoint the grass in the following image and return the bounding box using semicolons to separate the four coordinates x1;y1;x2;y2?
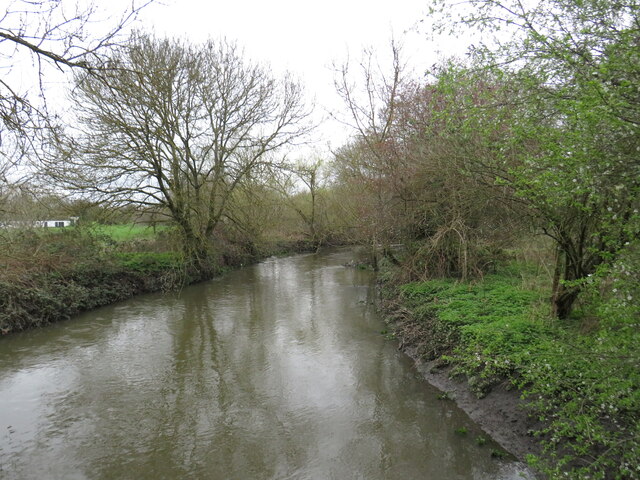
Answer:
399;268;550;387
115;251;182;273
90;223;169;242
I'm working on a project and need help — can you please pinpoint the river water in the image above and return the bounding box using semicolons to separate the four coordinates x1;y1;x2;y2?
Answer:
0;248;532;479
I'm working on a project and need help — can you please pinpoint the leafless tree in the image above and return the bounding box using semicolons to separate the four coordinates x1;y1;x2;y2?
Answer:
333;40;404;157
332;42;411;267
47;33;312;273
0;0;152;213
272;158;329;247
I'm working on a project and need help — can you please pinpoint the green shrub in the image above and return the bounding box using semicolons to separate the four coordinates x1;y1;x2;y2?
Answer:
115;252;182;273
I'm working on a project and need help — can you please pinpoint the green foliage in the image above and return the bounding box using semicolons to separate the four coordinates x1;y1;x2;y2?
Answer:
115;252;181;273
520;331;640;479
516;246;640;479
401;269;547;390
490;449;507;459
425;0;640;318
437;391;453;401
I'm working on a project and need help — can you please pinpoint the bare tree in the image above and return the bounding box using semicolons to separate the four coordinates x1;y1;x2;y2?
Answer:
333;40;404;158
0;0;152;212
47;33;311;274
272;158;329;247
332;41;407;267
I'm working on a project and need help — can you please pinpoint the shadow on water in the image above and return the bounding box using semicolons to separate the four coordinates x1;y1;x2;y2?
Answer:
0;247;534;479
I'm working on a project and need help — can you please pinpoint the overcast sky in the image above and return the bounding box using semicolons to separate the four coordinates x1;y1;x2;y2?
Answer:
4;0;470;156
132;0;468;152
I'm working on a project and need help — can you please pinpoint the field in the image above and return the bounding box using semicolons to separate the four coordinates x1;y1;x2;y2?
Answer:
90;223;169;241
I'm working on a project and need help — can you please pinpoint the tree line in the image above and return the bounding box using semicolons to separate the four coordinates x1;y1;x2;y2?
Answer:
1;0;639;321
331;0;640;319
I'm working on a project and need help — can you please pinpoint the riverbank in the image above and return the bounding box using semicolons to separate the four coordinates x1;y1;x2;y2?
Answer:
0;227;316;335
380;287;541;465
379;261;640;480
396;340;541;463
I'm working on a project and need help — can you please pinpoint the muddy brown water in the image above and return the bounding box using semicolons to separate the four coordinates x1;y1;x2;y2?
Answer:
0;248;533;479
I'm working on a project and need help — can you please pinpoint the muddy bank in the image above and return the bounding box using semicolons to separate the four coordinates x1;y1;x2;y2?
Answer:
0;268;181;335
399;343;542;464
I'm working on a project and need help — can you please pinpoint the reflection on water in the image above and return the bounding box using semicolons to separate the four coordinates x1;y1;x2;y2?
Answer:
0;248;533;479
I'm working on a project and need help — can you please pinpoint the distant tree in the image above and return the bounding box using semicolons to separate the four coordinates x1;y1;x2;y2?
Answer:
222;174;287;256
272;158;330;247
46;33;311;274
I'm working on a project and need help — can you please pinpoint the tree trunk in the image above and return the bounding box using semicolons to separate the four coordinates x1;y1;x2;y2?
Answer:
371;234;379;271
550;246;563;317
554;285;580;319
551;245;581;319
180;227;215;280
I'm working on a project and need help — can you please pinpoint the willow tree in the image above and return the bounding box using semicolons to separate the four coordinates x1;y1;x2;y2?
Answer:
50;33;310;273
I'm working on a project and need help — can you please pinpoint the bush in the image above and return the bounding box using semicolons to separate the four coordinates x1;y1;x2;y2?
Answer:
519;248;640;479
115;252;182;273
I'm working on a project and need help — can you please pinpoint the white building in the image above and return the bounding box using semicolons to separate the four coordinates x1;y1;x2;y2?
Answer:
0;218;78;229
35;220;73;228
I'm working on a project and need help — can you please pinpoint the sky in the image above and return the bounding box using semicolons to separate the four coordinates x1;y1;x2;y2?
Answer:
3;0;472;156
131;0;469;152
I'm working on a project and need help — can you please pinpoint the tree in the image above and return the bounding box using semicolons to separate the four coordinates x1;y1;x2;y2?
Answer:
388;66;528;280
333;46;521;276
0;0;152;211
221;174;287;257
332;42;409;267
47;33;311;274
430;0;640;317
271;158;330;247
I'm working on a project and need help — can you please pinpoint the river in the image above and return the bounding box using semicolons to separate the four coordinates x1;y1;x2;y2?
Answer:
0;248;532;479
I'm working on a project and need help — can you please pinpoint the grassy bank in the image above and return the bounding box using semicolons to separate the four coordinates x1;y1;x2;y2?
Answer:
1;227;183;334
381;260;640;480
0;225;316;335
